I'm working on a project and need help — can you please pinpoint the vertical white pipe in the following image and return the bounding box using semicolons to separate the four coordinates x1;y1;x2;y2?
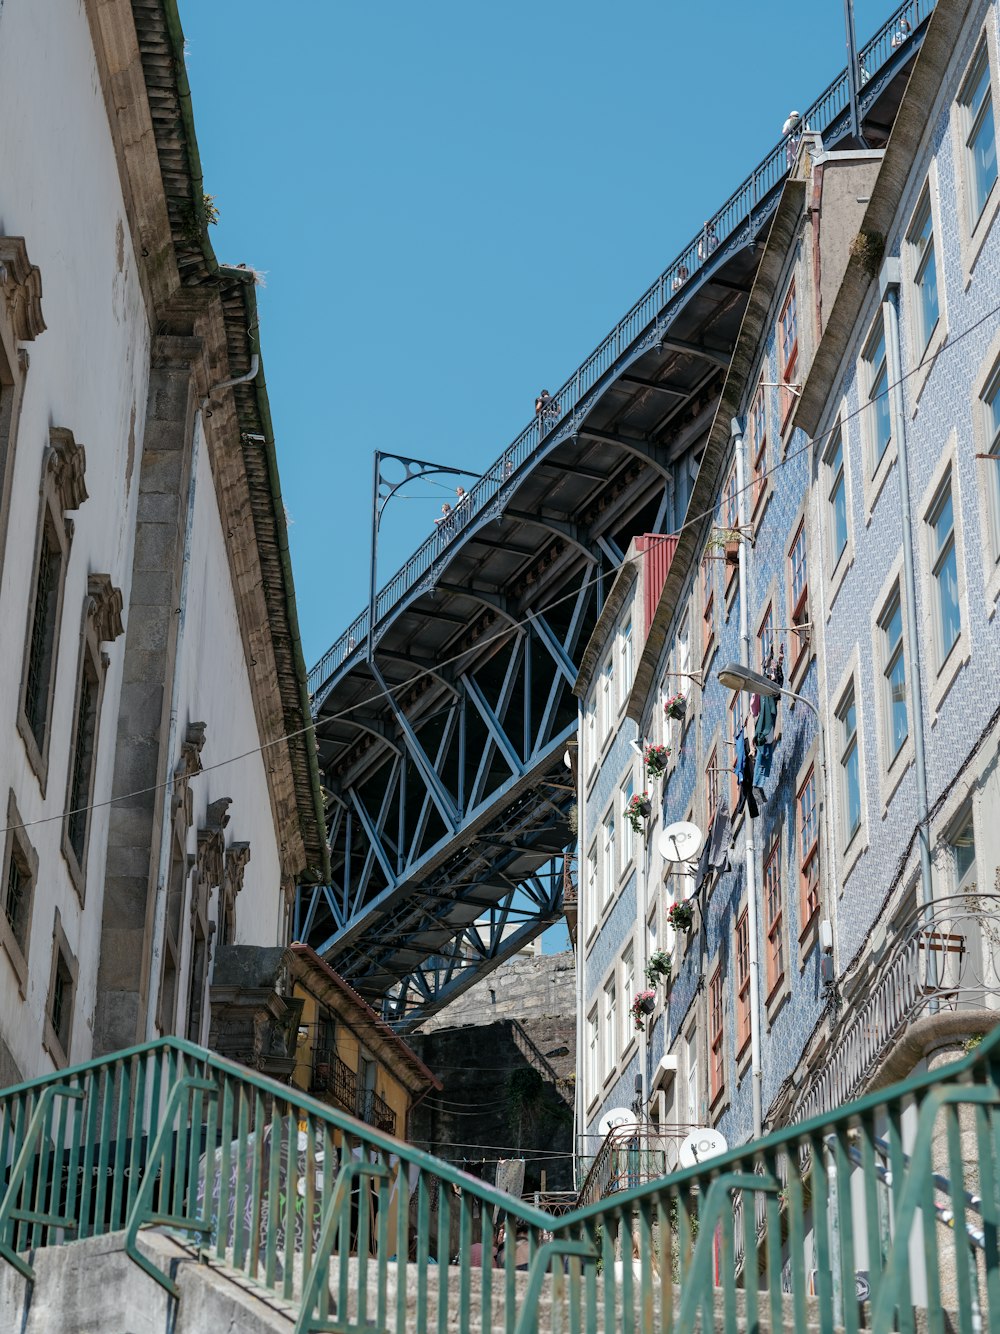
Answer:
734;417;764;1141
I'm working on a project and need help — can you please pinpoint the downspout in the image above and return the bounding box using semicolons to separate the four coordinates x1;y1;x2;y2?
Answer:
637;741;649;1124
573;699;585;1188
733;418;764;1141
880;259;933;909
144;355;259;1042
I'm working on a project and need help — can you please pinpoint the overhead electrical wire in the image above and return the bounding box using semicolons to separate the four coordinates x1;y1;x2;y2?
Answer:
3;294;998;843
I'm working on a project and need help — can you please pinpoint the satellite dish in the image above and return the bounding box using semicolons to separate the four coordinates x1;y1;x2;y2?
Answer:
657;820;705;865
597;1106;636;1139
679;1127;728;1169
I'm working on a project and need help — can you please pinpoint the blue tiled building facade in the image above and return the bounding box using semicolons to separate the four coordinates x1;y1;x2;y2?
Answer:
575;0;1000;1176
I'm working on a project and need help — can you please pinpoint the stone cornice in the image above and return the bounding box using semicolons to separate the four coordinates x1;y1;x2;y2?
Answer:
0;237;45;342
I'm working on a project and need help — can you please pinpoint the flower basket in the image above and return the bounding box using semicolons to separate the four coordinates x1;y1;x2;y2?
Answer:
663;693;687;722
667;900;694;932
630;990;658;1029
645;950;672;986
644;744;671;779
626;792;652;834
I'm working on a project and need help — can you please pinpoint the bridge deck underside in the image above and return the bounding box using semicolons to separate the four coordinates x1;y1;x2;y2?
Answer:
302;31;921;1025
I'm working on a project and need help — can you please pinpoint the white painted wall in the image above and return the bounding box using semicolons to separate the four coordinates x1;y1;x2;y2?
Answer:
0;0;150;1079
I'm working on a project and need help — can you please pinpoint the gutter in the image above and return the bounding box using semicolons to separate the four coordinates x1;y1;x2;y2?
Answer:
233;272;332;884
161;0;219;277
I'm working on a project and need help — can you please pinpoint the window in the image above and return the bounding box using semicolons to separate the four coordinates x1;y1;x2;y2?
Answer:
723;468;740;592
18;429;87;788
979;363;1000;561
825;429;849;568
797;768;820;935
44;910;78;1067
779;281;798;426
709;965;725;1106
602;812;616;904
735;908;751;1059
908;192;939;354
758;602;774;672
960;43;997;229
763;832;784;998
585;846;598;927
601;655;616;737
587;1008;599;1103
62;576;123;893
677;615;690;682
863;318;892;473
621;775;635;866
603;977;618;1075
701;558;715;663
749;383;767;511
879;585;908;762
706;745;719;832
729;693;742;810
928;476;961;665
621;619;634;695
685;1031;699;1125
622;944;635;1047
951;812;977;892
788;522;809;671
0;792;35;992
838;686;862;847
647;905;658;962
585;698;596;771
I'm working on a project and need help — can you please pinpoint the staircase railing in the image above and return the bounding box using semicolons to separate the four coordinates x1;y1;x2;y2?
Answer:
307;0;935;700
2;1023;1000;1330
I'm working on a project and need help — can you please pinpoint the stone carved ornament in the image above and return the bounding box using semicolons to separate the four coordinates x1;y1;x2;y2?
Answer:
172;721;206;826
0;236;45;342
47;427;88;513
86;574;124;644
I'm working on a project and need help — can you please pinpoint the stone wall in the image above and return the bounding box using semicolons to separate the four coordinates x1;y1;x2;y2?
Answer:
409;952;577;1195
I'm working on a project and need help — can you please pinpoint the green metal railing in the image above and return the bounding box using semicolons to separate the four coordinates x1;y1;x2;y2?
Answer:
1;1029;999;1331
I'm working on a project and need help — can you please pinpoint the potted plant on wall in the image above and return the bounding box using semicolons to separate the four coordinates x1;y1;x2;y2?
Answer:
666;899;695;932
644;743;671;778
706;526;747;567
630;990;658;1029
625;791;652;834
663;692;687;722
645;949;673;987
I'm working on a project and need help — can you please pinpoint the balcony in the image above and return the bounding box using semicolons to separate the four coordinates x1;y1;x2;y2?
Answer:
357;1087;397;1136
576;1123;691;1210
310;1047;357;1116
793;892;1000;1124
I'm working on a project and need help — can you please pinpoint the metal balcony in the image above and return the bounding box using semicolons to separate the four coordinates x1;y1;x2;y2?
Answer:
357;1087;397;1136
576;1123;692;1209
310;1046;357;1116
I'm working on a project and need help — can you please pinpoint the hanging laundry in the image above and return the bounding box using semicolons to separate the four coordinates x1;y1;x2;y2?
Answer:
733;726;759;820
753;740;773;791
707;795;732;870
754;693;778;746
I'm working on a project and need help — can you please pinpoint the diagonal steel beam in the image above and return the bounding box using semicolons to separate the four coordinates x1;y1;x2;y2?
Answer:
369;660;458;833
462;671;524;779
525;612;577;686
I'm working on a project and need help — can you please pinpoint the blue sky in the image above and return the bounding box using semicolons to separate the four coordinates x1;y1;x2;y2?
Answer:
181;1;898;950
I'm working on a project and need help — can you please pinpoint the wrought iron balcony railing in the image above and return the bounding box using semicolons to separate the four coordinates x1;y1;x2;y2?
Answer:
793;892;1000;1125
357;1086;397;1136
307;0;935;701
310;1046;357;1116
576;1123;692;1210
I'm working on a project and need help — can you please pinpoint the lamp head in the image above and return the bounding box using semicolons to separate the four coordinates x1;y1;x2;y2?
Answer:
717;661;782;698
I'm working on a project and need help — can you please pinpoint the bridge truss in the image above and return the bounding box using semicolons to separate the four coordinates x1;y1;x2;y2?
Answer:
298;1;931;1027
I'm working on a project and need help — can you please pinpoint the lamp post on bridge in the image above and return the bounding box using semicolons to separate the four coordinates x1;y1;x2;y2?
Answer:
367;450;479;661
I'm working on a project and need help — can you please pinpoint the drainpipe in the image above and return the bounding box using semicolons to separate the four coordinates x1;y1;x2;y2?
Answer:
637;741;649;1124
880;261;933;911
144;356;260;1041
733;418;764;1141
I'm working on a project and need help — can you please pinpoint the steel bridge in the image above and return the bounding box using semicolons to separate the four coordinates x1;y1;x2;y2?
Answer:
298;0;933;1028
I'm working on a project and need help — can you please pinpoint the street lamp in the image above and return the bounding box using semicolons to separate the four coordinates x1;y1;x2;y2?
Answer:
367;450;480;660
716;662;818;720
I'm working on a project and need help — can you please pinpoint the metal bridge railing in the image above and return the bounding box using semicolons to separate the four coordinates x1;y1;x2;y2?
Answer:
307;0;935;702
0;1024;999;1330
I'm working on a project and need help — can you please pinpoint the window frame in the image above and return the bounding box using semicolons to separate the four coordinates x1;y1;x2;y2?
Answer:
701;557;715;666
621;618;634;697
907;188;940;357
778;280;798;429
603;975;618;1077
797;767;820;940
621;774;635;869
979;357;1000;568
861;314;892;481
748;380;768;517
735;907;751;1062
0;790;36;996
787;519;809;677
878;582;908;768
928;473;962;669
960;41;998;233
709;964;725;1108
837;685;862;852
601;811;616;908
763;831;785;1001
621;943;636;1050
824;426;850;576
44;908;79;1069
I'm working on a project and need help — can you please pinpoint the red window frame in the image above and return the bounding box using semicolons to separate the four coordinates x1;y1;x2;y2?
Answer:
706;745;719;832
758;602;774;673
709;964;725;1105
701;559;715;664
764;833;784;999
798;768;820;936
723;468;740;592
788;520;809;671
779;281;798;427
748;385;767;513
735;908;751;1059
